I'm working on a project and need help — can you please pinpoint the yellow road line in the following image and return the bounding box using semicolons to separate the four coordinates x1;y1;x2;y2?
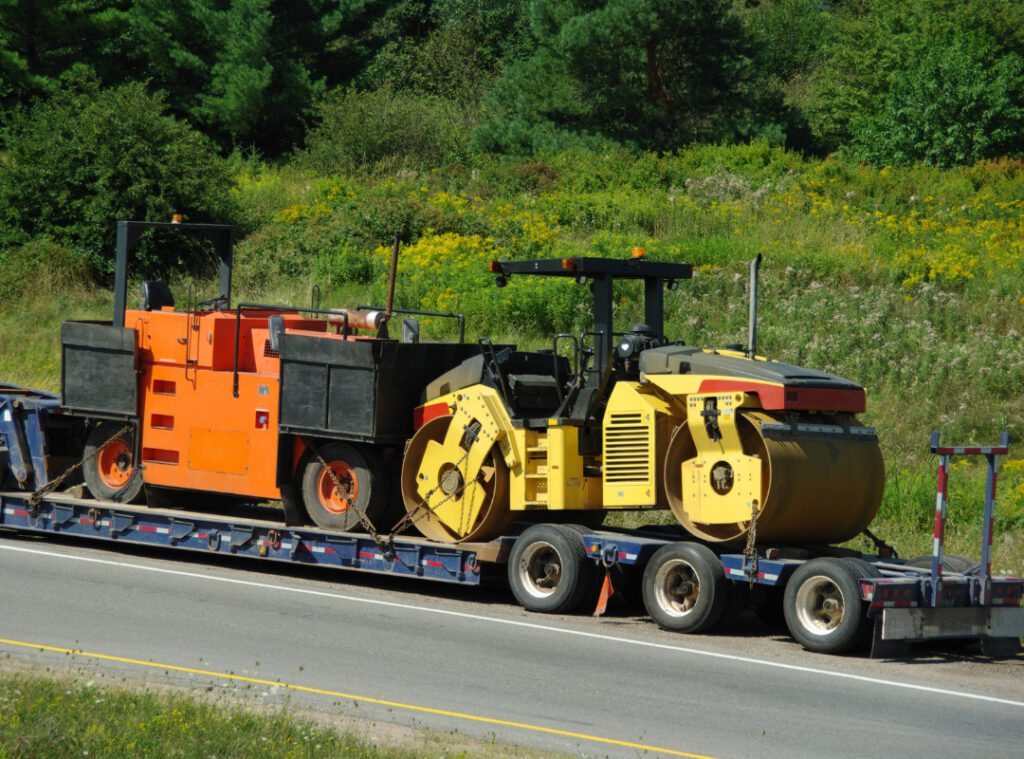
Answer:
0;636;713;759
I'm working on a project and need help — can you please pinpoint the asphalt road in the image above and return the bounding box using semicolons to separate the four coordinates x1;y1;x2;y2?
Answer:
2;531;1022;758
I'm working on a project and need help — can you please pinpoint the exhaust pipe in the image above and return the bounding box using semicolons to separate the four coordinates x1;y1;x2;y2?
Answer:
747;253;762;359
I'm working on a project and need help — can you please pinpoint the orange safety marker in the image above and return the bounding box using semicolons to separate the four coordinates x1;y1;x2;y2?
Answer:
592;569;615;617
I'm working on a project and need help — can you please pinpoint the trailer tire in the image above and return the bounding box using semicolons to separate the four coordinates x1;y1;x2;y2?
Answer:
508;524;596;614
83;422;145;503
301;442;387;531
784;558;868;654
905;555;974;574
642;543;729;634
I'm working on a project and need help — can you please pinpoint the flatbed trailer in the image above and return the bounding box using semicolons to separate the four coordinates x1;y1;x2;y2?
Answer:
0;491;504;585
1;385;1021;658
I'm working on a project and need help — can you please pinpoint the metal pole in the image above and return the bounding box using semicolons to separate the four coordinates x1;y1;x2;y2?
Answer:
747;254;762;359
113;222;129;328
930;448;949;607
385;234;400;318
979;453;998;604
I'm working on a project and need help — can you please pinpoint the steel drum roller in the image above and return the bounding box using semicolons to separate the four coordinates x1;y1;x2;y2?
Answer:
663;410;884;545
401;415;512;543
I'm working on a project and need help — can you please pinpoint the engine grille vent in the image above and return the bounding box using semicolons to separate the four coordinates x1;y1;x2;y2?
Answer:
604;412;650;483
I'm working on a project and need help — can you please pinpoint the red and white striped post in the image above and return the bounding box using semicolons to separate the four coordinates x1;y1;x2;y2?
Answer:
929;431;950;607
929;431;1010;608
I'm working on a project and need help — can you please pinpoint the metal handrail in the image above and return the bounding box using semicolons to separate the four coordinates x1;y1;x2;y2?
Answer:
358;305;465;343
231;303;349;397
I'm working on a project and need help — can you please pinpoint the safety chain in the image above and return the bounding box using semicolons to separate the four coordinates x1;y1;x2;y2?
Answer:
27;422;134;518
310;444;389;550
861;527;898;559
743;499;760;588
311;443;480;562
389;446;481;538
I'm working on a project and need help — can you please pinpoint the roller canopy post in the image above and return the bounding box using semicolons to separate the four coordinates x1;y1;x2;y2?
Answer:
112;220;234;328
493;257;693;372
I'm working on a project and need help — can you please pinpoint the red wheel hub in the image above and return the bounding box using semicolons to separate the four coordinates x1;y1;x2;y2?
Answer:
97;438;134;489
317;461;358;514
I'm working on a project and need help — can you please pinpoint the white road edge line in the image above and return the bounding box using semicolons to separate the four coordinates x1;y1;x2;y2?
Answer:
2;540;1023;709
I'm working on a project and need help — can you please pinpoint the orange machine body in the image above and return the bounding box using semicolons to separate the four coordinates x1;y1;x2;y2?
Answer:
128;306;363;499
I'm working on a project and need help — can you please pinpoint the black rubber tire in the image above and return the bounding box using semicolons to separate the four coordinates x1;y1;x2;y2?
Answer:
784;558;869;654
905;554;974;574
642;542;729;633
300;442;387;531
562;523;606;611
508;524;596;614
82;421;145;503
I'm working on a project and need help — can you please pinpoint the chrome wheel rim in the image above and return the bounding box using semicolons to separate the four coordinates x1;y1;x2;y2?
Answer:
519;541;561;599
654;559;700;618
795;575;846;636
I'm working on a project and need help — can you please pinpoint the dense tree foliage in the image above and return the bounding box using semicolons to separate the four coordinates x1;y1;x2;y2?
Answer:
0;81;235;277
2;1;1023;167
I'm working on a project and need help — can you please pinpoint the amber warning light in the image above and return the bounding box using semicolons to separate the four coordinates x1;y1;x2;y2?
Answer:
631;246;646;259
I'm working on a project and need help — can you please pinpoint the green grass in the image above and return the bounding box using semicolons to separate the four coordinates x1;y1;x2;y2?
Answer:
0;669;530;758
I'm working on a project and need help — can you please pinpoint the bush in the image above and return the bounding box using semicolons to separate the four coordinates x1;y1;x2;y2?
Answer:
0;80;236;280
301;87;472;172
853;31;1024;167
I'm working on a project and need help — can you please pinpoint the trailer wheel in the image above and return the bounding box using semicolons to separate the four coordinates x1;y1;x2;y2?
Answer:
508;524;595;614
784;558;869;654
642;543;729;633
83;422;144;503
301;442;387;531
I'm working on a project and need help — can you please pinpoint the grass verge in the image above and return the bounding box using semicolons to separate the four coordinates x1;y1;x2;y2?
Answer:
0;666;543;759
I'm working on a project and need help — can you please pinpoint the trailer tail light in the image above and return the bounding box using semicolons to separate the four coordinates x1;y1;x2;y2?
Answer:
487;261;503;273
860;579;874;602
990;580;1023;607
865;580;918;608
561;258;575;270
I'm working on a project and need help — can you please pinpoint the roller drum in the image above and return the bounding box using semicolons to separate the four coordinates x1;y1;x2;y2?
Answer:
663;410;884;545
400;415;512;543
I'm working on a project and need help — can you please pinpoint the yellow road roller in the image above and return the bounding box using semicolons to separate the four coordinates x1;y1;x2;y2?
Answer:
401;254;883;547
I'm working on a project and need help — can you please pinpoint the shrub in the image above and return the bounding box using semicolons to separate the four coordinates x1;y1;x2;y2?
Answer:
853;30;1024;167
301;87;472;172
0;80;236;280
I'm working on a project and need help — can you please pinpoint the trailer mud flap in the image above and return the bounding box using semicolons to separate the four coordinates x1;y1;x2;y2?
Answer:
881;606;1024;640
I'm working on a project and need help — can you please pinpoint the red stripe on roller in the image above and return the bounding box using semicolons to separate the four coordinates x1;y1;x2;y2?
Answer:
696;380;865;413
413;403;450;431
138;525;158;533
